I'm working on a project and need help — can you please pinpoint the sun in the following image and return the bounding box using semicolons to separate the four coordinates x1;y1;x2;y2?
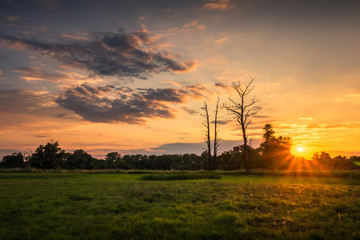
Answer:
297;147;304;152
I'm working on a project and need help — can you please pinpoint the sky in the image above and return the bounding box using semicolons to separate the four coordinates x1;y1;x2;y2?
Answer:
0;0;359;159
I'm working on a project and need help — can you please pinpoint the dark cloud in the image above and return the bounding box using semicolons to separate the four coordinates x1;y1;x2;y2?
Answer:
181;107;198;115
214;82;227;88
56;113;67;118
0;29;197;79
151;139;262;155
138;88;187;102
56;84;198;124
185;83;209;98
0;149;21;159
210;119;231;125
252;114;270;119
35;135;47;138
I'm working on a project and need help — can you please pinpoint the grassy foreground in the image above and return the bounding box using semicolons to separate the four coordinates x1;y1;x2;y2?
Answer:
0;172;359;240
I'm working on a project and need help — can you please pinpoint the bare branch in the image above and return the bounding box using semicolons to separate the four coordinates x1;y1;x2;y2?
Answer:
201;101;212;171
224;79;258;172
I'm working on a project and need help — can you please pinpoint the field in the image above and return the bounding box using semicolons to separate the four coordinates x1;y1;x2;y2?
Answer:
0;171;359;240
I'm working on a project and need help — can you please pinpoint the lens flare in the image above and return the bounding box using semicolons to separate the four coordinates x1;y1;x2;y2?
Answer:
297;147;303;152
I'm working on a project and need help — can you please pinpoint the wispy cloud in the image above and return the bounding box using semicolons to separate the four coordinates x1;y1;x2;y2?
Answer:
59;34;88;41
14;66;68;82
215;37;228;44
183;21;206;30
2;16;23;23
334;93;360;103
202;0;234;11
299;117;314;121
13;66;104;86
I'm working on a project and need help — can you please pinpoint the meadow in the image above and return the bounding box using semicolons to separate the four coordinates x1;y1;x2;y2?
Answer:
0;171;359;240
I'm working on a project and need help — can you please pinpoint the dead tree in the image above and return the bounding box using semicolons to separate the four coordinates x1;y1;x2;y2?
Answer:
223;79;259;172
201;101;212;170
213;96;220;170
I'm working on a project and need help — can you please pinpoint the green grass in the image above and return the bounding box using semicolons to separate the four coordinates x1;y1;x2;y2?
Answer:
141;172;222;180
0;172;359;239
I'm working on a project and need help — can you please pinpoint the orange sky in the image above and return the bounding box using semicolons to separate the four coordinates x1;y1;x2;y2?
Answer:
0;0;359;159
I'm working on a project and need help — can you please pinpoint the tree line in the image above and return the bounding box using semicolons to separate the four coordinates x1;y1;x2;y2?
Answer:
1;124;359;170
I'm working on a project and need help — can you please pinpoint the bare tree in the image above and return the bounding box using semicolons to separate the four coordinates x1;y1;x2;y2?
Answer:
223;79;259;172
213;96;220;170
201;101;212;170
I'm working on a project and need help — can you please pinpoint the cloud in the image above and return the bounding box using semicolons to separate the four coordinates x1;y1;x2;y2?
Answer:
2;16;22;23
151;139;262;155
185;83;210;98
299;117;314;121
181;107;198;115
0;89;67;131
14;66;68;82
56;113;67;118
211;119;231;125
0;89;52;114
56;84;202;124
202;0;234;11
333;93;360;103
324;122;360;129
215;37;228;44
13;66;105;86
138;88;188;102
0;29;197;79
214;82;227;89
59;34;88;41
183;21;206;30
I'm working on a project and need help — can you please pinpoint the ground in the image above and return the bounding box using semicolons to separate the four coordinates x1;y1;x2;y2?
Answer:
0;171;359;239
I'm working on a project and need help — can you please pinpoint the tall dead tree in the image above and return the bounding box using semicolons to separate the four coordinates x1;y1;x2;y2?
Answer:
213;96;220;170
223;79;259;172
201;101;212;170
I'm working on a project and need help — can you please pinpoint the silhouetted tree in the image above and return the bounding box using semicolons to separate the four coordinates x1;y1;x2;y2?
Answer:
223;79;259;172
312;152;332;170
213;96;221;170
201;101;212;170
65;149;96;169
29;141;65;169
105;152;122;168
260;124;292;170
218;150;243;170
0;152;24;168
332;155;352;170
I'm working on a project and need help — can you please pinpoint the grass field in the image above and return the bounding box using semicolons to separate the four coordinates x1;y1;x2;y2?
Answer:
0;171;359;239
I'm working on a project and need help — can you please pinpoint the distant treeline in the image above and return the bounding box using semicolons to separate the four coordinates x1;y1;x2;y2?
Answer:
1;141;359;171
1;124;360;171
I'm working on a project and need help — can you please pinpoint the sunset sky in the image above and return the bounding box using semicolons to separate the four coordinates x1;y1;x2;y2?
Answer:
0;0;359;159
